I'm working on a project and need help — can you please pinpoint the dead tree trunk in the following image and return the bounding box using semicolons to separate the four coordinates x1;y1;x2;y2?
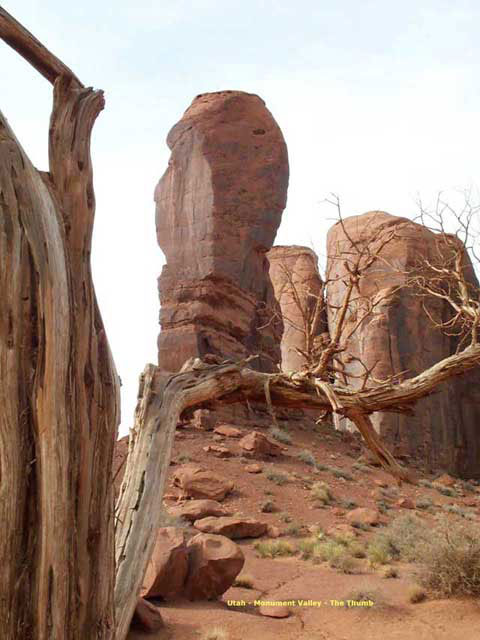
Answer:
0;9;120;639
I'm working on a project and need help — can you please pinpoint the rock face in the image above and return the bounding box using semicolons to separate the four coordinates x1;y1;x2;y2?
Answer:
326;211;480;478
184;533;245;600
193;516;267;539
155;90;289;372
268;245;326;371
141;527;189;600
172;464;234;501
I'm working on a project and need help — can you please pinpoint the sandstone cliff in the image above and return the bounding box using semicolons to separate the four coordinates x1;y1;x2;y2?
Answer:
268;245;327;372
326;210;480;478
155;90;288;372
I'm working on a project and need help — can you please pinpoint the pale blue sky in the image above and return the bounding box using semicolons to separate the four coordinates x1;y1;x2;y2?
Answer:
2;1;480;434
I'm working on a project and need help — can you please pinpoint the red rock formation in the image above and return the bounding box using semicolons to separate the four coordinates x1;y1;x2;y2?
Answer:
155;90;288;372
326;211;480;478
172;464;234;501
141;527;189;600
193;516;267;539
268;245;326;371
184;533;245;600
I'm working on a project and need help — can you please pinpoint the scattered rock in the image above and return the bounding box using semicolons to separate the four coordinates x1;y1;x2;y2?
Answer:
141;527;188;600
396;497;415;509
239;431;283;458
214;424;243;438
346;507;380;526
192;409;215;431
131;598;164;633
193;516;267;539
184;533;245;600
245;463;263;474
436;473;456;487
259;605;291;618
202;444;232;458
168;499;232;522
172;464;234;501
267;525;281;538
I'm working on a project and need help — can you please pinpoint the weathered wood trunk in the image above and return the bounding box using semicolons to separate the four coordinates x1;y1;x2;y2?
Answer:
0;10;120;637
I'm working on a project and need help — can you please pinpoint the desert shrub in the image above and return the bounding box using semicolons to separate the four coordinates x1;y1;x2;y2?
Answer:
260;499;276;513
285;522;303;537
315;462;330;472
382;566;398;579
269;427;292;445
419;518;480;597
442;504;467;517
351;521;370;531
298;449;316;466
312;540;357;573
415;496;434;510
310;481;332;505
371;514;430;562
266;470;289;486
376;500;391;515
339;499;357;510
298;537;318;558
408;585;427;603
434;484;458;497
254;540;296;558
233;573;255;589
367;539;392;566
352;462;372;473
348;540;367;559
418;479;434;489
328;466;353;481
280;512;292;523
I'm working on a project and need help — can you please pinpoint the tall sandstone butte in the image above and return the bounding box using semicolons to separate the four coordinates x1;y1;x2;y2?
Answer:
326;211;480;478
268;246;327;372
155;91;288;372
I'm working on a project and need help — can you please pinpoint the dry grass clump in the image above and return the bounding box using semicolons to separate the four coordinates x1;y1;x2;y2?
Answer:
408;585;427;603
310;481;332;505
266;470;289;486
298;449;316;466
254;540;296;558
269;427;292;444
260;499;276;513
382;566;398;579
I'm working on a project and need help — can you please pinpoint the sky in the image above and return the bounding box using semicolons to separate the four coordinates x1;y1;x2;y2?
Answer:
2;1;480;435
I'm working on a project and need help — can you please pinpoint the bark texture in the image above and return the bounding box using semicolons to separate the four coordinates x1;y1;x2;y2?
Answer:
0;8;120;639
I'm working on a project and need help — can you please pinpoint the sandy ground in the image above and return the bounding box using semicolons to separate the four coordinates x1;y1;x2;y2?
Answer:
126;415;480;640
